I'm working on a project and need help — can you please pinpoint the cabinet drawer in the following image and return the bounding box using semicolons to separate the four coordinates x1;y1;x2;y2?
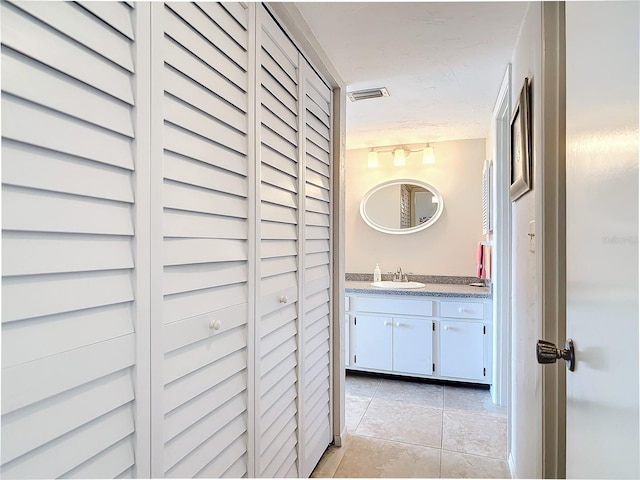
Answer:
357;297;433;316
440;301;483;319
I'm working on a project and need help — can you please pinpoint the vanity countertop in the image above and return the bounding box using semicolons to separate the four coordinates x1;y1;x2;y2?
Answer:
345;281;491;299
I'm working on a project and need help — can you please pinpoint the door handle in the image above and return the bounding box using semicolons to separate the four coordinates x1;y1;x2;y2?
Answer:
536;339;575;371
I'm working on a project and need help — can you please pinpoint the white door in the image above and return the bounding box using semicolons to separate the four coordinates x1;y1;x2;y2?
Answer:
565;2;639;477
152;2;251;477
300;58;334;477
1;2;149;478
256;7;302;477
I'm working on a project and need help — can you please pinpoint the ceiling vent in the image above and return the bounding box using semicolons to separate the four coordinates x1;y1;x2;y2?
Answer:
347;87;389;102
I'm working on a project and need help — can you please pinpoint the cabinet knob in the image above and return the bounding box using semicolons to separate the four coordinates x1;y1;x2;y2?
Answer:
279;296;288;304
395;322;403;327
209;319;221;331
458;308;465;313
383;320;392;326
444;325;450;330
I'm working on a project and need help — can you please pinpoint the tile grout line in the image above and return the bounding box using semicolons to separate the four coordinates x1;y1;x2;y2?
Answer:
334;377;383;478
349;377;383;434
341;377;507;478
356;377;383;432
440;446;509;462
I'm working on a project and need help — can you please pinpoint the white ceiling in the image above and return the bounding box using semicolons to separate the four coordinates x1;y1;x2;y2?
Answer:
293;2;528;150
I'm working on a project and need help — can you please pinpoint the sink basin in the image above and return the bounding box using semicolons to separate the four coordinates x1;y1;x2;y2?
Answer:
370;281;426;289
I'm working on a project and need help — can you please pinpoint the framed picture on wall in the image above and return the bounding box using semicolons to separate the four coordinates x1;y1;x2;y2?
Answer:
510;77;532;201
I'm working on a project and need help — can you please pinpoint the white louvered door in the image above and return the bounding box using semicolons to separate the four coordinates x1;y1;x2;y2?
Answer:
2;2;334;478
152;2;251;478
300;60;334;478
1;1;150;478
255;6;302;477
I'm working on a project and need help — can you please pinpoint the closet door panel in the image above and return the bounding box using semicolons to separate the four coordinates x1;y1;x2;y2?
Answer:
300;60;333;478
1;1;146;478
156;2;250;478
257;6;301;477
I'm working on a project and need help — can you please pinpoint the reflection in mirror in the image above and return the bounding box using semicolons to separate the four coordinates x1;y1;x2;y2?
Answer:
360;179;444;235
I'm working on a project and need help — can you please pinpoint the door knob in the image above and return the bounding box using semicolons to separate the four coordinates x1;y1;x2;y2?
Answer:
536;339;575;371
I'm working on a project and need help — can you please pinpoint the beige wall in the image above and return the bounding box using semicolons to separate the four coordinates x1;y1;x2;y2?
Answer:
346;138;486;276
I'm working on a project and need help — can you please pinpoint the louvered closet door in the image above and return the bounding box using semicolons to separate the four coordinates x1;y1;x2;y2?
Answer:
155;2;251;478
1;2;148;478
300;60;333;478
256;7;301;478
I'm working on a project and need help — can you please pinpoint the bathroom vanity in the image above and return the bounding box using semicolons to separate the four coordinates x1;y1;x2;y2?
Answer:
345;281;492;384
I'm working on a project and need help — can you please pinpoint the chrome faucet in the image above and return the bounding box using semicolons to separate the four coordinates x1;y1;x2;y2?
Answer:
393;267;408;282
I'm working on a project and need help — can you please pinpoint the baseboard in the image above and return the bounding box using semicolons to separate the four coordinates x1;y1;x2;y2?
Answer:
333;425;346;447
508;451;516;479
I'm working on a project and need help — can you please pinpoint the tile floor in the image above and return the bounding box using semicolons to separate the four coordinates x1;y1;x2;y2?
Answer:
312;373;510;478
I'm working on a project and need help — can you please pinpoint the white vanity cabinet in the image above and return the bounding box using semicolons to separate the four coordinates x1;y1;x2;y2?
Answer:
438;300;489;381
354;314;433;375
346;292;492;384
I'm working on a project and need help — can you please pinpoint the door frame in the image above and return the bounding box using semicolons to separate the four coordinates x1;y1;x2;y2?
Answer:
540;2;566;478
491;63;512;411
491;61;515;473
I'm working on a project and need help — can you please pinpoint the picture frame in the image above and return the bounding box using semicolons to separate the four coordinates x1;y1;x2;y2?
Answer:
510;77;532;201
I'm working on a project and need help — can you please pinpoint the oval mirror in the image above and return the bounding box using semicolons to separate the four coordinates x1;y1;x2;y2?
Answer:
359;179;444;235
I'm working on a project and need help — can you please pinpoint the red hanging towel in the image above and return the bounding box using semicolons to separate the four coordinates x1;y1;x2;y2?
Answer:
476;242;484;278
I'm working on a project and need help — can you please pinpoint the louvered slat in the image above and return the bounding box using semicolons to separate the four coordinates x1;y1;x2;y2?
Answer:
1;2;134;105
164;372;247;442
12;1;135;72
1;50;134;138
1;304;133;368
163;350;246;414
163;282;247;324
1;405;135;479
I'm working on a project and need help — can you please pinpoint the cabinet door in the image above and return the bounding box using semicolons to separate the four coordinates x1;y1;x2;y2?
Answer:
440;321;485;380
345;314;351;367
354;315;393;371
393;317;433;375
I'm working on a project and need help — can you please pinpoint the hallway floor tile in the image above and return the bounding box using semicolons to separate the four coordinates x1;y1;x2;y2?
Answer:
312;373;510;478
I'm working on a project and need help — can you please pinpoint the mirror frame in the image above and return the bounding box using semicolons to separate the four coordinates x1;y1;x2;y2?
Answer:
359;178;445;235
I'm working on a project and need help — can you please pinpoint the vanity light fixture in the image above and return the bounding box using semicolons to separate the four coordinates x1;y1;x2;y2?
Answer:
371;144;436;167
393;148;407;166
367;149;379;168
422;145;436;164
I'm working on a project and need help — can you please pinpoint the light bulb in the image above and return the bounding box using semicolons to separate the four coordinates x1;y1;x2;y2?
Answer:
367;150;379;168
393;148;406;166
422;146;435;164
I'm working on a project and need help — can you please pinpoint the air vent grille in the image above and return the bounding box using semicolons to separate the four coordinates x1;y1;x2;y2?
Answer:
347;87;390;102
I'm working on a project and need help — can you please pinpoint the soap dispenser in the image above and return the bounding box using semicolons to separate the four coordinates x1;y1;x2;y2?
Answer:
373;264;382;282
